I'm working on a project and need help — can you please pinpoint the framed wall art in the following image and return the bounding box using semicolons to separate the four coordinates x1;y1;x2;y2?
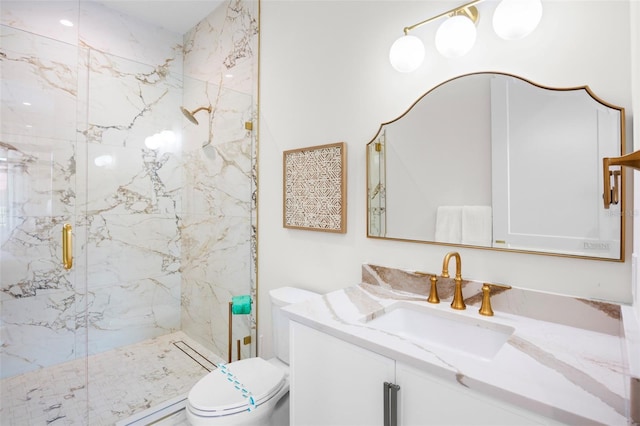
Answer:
283;142;347;233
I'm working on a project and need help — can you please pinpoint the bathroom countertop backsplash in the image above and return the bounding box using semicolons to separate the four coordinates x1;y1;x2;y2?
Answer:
283;264;634;426
361;264;622;336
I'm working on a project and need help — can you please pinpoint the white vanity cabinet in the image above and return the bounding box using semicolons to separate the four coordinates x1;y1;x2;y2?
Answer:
289;322;395;425
290;322;563;426
395;362;563;425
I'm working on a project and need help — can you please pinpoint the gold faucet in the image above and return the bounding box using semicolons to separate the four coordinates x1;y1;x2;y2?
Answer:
441;252;465;310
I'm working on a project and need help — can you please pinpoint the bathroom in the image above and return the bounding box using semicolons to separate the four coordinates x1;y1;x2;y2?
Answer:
2;0;640;424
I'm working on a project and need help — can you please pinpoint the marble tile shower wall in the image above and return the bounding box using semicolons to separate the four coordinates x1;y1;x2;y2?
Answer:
0;0;258;379
180;0;258;360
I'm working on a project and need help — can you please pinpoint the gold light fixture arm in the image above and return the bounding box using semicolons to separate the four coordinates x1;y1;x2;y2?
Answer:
603;150;640;208
402;0;483;35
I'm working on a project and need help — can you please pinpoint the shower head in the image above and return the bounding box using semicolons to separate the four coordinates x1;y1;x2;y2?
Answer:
180;105;212;125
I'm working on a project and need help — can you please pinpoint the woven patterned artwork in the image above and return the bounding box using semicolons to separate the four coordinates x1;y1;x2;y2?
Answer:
283;142;346;233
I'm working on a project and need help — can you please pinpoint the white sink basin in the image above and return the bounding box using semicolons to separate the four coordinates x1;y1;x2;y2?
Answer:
365;302;514;360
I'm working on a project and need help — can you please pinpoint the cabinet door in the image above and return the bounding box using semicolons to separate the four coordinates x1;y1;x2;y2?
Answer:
290;322;396;426
397;362;560;426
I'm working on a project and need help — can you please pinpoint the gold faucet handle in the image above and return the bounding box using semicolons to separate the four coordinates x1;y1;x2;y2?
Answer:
479;283;512;316
428;275;440;304
413;271;439;303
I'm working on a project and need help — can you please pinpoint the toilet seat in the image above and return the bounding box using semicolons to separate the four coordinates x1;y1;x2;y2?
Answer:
187;357;286;417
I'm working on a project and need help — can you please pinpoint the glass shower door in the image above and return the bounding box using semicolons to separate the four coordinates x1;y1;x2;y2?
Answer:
0;23;89;424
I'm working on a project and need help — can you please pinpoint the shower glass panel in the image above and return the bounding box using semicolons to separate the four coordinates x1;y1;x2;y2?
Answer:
180;74;256;363
82;46;185;354
2;0;258;423
0;20;90;424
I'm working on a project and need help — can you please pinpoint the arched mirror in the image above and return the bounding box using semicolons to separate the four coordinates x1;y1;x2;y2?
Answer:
367;72;625;261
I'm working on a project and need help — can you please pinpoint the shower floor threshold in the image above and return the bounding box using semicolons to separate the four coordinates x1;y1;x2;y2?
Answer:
115;393;188;426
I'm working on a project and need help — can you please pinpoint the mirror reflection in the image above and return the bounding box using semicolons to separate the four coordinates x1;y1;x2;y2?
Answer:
367;73;625;260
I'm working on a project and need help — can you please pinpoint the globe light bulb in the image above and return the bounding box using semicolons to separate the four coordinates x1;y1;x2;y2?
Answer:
389;35;425;73
435;15;477;58
493;0;543;40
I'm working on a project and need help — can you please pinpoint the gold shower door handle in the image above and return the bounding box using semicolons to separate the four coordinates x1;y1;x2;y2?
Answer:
62;223;73;270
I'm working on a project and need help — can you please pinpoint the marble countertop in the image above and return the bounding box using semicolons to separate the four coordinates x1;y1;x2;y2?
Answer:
283;264;633;425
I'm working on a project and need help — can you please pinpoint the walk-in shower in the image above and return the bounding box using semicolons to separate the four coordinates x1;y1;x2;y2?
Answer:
1;0;258;423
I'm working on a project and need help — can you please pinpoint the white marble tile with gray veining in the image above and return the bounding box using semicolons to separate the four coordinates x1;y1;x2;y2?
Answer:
0;136;76;217
83;143;183;215
84;49;183;150
83;213;180;287
0;26;78;141
79;1;184;68
0;289;82;378
183;0;258;95
178;1;257;365
0;1;79;44
180;214;252;360
1;216;74;298
86;275;181;355
182;141;253;217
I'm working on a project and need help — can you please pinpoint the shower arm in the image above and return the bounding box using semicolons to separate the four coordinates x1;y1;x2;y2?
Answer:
191;106;212;115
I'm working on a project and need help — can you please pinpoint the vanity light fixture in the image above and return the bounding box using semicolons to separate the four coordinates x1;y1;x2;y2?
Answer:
389;0;543;72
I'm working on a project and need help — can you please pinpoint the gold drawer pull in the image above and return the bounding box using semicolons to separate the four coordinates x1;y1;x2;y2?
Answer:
62;223;73;270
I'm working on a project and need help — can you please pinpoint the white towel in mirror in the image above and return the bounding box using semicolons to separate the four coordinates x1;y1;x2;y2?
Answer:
461;206;492;247
435;206;462;244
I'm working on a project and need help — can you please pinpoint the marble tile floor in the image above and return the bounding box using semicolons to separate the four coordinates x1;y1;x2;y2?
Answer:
1;331;223;426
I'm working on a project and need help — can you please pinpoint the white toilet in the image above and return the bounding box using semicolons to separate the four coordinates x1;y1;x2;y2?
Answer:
185;287;319;425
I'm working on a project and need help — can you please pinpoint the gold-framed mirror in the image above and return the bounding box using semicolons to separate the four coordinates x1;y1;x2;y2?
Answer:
367;72;625;261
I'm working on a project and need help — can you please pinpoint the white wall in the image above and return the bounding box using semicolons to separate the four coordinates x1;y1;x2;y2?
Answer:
258;0;634;357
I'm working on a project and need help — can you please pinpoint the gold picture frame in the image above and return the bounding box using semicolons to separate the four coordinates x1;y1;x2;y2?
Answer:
283;142;347;233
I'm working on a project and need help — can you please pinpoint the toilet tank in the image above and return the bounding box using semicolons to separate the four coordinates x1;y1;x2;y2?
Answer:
269;287;320;364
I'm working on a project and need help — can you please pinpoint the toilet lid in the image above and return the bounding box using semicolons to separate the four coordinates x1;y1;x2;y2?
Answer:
188;357;286;415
